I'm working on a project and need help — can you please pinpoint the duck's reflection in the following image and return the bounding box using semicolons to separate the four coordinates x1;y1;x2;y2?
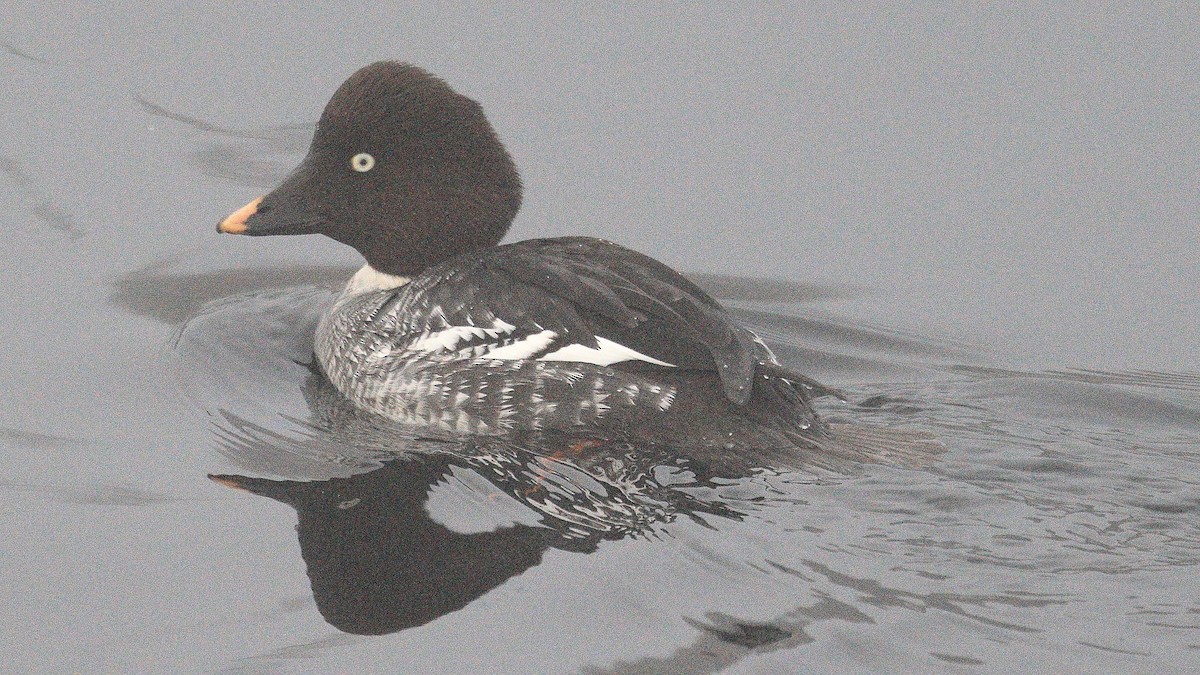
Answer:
210;370;752;635
213;456;553;635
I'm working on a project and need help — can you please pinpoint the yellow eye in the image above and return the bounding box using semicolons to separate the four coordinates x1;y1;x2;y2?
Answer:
350;152;375;172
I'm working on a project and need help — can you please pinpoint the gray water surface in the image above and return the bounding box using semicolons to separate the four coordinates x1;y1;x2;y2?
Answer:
2;4;1198;672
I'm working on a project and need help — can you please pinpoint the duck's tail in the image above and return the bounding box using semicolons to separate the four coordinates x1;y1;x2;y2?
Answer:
759;361;848;401
752;368;945;472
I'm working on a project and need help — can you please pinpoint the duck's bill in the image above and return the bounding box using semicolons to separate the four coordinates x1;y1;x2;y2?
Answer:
217;195;323;236
217;197;263;234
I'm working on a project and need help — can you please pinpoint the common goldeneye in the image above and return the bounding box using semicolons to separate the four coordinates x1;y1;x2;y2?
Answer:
216;61;902;458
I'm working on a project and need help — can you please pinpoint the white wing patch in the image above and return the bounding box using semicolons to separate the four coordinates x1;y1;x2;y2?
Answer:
483;329;557;359
484;330;676;367
540;337;676;367
407;315;677;368
411;319;516;353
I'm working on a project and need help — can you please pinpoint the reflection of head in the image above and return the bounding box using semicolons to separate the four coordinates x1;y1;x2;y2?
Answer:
215;456;555;635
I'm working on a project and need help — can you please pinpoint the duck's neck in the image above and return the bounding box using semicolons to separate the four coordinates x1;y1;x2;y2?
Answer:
341;263;411;297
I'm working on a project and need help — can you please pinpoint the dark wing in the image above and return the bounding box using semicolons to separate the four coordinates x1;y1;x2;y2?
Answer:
441;237;761;404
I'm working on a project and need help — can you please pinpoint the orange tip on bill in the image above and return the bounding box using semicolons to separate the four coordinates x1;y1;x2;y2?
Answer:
217;196;263;234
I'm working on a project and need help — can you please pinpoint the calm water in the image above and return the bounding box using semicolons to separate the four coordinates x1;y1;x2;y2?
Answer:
3;5;1198;672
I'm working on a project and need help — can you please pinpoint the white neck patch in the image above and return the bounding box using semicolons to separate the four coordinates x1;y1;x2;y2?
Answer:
342;264;411;296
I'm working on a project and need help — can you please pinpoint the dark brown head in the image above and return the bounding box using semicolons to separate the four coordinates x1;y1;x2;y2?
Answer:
218;61;522;276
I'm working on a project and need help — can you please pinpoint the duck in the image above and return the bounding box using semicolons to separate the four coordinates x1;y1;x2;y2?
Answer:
216;61;930;464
